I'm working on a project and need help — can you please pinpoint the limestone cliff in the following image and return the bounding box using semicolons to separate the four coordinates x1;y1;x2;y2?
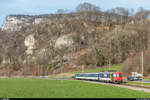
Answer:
2;15;51;32
0;12;121;76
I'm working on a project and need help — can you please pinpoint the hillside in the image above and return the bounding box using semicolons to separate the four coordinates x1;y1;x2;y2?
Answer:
0;3;150;76
0;11;120;76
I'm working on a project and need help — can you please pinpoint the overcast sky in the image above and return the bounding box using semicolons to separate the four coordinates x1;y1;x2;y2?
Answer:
0;0;150;27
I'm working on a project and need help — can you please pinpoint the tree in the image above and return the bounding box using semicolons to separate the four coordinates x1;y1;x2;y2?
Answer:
76;2;100;12
134;7;150;24
109;7;130;25
57;9;65;14
36;49;51;76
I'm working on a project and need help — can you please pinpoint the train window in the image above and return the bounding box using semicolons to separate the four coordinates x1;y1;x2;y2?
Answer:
117;74;119;77
89;74;92;77
94;74;98;77
80;74;83;77
88;74;91;77
88;74;94;77
114;74;120;77
83;74;87;77
100;73;104;77
113;74;116;77
92;74;94;77
90;74;92;77
92;74;96;77
95;74;98;77
104;74;107;78
85;74;88;77
88;74;98;77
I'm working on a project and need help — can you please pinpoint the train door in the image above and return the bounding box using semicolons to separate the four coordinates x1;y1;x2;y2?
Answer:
99;73;103;81
112;73;116;83
110;73;113;82
99;73;101;81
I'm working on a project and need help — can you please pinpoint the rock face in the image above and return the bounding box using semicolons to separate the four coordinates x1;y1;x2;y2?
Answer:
1;15;51;32
24;34;35;55
55;34;74;49
2;16;33;31
1;12;108;32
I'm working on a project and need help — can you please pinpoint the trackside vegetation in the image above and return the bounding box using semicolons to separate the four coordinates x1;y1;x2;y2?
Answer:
126;81;150;87
0;78;150;98
70;64;123;74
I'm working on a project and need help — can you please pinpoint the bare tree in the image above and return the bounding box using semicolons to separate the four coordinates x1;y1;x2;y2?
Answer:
134;7;150;24
76;2;100;12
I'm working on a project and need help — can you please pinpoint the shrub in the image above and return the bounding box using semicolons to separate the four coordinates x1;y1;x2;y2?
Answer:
96;49;105;66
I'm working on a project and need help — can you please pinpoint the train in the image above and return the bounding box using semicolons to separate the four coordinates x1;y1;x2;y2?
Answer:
74;71;123;84
127;72;142;81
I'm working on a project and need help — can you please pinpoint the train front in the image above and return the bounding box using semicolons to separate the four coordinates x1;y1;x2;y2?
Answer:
112;72;123;83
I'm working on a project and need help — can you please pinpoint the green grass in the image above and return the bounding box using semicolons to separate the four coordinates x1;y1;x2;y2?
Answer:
127;81;150;87
144;78;150;80
70;64;123;74
0;78;150;98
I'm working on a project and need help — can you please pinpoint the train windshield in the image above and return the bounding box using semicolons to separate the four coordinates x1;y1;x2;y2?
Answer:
116;74;119;77
113;73;122;77
113;74;116;77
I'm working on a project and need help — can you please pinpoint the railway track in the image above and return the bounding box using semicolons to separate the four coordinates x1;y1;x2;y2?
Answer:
71;79;150;93
121;82;150;89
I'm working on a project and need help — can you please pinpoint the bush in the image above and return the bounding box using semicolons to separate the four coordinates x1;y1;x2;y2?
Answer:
96;49;105;66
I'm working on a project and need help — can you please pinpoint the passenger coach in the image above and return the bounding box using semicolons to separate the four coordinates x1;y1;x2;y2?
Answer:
75;72;123;84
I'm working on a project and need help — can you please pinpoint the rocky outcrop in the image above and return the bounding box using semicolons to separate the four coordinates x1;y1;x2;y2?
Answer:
1;12;107;32
2;16;33;32
1;15;51;32
24;34;36;55
55;34;74;49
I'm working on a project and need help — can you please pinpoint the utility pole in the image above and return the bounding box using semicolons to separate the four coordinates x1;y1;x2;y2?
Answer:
109;59;111;71
109;39;111;71
142;51;143;79
141;51;144;86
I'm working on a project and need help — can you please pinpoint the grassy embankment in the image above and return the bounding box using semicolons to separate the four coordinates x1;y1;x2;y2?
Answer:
126;81;150;87
0;78;150;98
56;64;123;77
70;64;122;74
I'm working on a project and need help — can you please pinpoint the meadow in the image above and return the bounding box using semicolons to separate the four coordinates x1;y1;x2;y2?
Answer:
0;78;150;98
